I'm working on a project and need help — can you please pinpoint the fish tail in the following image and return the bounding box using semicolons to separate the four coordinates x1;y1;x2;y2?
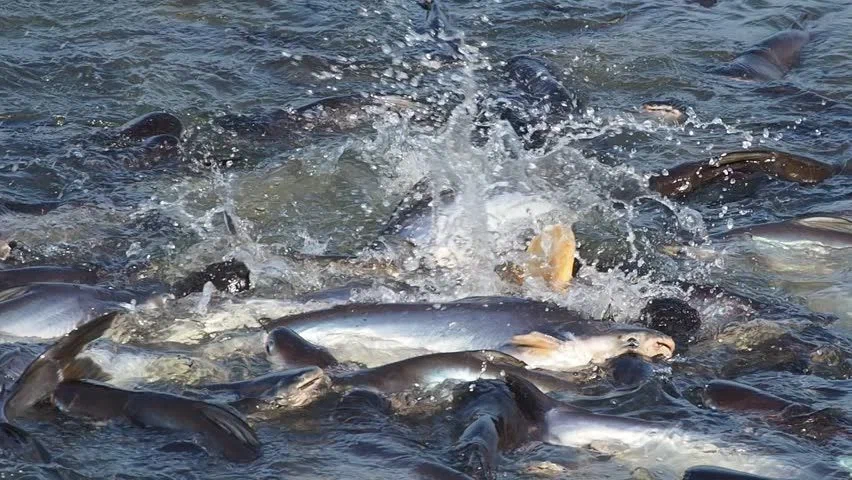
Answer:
198;402;262;462
3;312;117;419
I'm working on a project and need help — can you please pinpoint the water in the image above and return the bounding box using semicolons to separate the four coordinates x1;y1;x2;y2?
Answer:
2;0;851;478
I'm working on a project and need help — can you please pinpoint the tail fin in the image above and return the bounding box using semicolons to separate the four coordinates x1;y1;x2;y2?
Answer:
197;402;262;462
3;312;117;419
504;373;557;423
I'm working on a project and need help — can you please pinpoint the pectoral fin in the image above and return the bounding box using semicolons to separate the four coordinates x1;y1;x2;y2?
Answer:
509;332;565;355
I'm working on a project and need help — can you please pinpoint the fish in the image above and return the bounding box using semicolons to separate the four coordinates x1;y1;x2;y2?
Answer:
449;380;531;479
712;25;810;81
0;283;138;339
506;55;583;116
263;296;675;370
0;265;98;291
118;112;184;140
331;350;582;394
0;312;118;463
721;215;852;250
265;327;339;369
194;366;330;409
682;465;783;480
53;380;262;463
505;374;801;478
649;150;839;198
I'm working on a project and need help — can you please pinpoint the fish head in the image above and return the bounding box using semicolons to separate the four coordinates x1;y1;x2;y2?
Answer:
604;325;675;358
270;366;330;407
264;327;334;368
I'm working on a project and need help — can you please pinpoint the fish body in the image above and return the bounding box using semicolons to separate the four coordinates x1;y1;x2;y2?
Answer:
265;297;674;370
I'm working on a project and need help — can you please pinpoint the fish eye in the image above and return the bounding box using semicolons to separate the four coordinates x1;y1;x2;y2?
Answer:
265;342;272;354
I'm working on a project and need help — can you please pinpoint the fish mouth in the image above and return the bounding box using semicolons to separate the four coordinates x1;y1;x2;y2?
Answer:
626;335;676;359
652;337;676;358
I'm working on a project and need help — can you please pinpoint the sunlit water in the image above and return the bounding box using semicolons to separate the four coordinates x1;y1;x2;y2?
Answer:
1;0;851;478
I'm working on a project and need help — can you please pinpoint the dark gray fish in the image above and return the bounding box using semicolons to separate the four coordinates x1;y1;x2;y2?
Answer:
417;0;463;59
0;266;98;291
701;380;796;413
332;388;474;479
263;297;675;370
449;380;531;479
0;199;64;216
505;373;670;449
195;366;330;409
0;312;118;463
712;28;810;81
649;149;839;197
0;283;136;339
331;350;581;394
119;112;184;140
682;465;781;480
53;380;261;463
605;353;656;390
265;327;339;369
506;56;583;116
216;94;428;138
721;215;852;249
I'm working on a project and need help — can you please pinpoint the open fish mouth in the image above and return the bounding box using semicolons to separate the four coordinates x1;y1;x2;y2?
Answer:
627;335;676;358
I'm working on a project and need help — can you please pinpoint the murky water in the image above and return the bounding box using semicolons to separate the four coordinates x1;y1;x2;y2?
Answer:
1;0;851;478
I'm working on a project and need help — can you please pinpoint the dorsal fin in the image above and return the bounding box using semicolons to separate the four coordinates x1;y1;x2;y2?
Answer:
504;373;558;422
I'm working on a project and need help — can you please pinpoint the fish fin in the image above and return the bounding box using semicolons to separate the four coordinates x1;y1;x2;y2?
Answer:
525;224;576;291
504;373;557;422
61;357;112;383
198;402;262;462
0;285;34;303
3;312;117;419
509;332;565;351
792;216;852;234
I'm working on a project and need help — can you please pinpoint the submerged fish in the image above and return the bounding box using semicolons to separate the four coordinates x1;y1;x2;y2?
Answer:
332;350;583;394
53;380;261;462
0;265;98;291
195;366;330;410
721;215;852;250
263;297;674;370
505;374;803;478
712;27;810;81
0;312;118;463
